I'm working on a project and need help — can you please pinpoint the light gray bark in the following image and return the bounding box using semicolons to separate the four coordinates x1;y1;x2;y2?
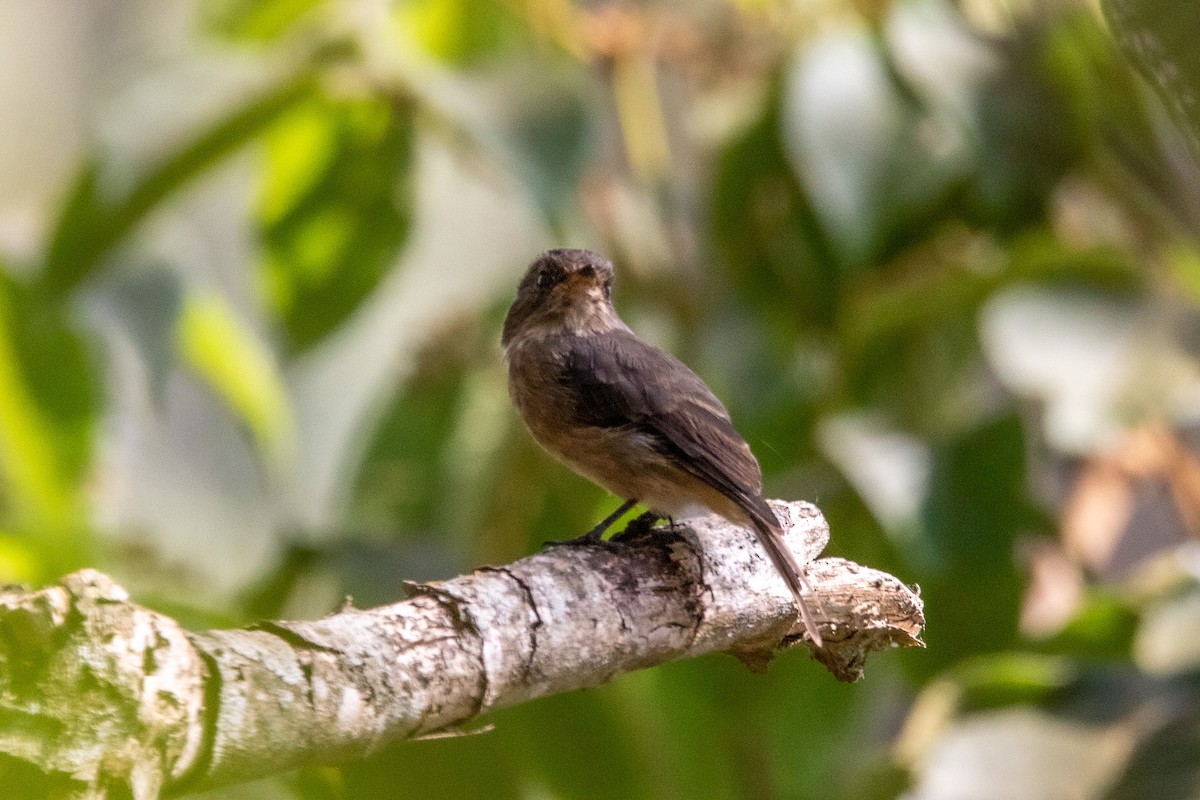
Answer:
0;501;923;799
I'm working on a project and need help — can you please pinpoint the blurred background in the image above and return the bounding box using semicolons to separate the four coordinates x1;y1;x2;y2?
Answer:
1;0;1199;797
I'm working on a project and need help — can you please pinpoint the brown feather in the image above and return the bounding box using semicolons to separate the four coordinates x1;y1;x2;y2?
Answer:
504;249;823;646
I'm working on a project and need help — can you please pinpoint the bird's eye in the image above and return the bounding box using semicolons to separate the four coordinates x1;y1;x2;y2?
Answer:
579;265;595;278
534;272;550;290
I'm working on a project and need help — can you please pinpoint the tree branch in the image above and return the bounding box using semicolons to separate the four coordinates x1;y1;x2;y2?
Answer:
0;501;923;799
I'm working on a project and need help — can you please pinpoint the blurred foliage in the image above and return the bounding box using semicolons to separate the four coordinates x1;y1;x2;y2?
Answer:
177;288;295;459
202;0;328;41
2;0;1200;797
1103;0;1200;159
259;92;416;352
43;68;320;298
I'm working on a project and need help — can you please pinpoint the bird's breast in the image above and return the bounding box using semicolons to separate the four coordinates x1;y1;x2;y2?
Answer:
504;333;731;518
506;335;610;462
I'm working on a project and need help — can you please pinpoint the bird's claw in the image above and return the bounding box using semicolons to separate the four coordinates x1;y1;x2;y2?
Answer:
618;510;666;537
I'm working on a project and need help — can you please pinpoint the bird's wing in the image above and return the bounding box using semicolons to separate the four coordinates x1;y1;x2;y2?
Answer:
559;329;823;645
558;329;766;508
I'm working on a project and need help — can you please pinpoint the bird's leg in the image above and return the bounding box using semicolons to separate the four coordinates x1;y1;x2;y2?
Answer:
583;498;639;541
622;510;665;536
546;498;638;547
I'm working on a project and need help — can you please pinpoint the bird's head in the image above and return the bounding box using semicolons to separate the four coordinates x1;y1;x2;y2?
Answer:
502;249;618;346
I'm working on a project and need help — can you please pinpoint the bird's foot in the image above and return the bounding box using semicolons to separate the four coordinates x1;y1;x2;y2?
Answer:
544;526;609;548
543;499;638;548
618;510;666;538
543;528;624;549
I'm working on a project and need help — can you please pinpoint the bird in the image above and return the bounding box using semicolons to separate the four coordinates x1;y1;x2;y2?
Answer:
501;248;823;647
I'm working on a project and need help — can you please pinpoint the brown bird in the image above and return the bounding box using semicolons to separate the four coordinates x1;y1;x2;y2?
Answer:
502;248;823;646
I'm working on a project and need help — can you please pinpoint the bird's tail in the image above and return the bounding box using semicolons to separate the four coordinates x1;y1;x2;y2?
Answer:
746;502;824;648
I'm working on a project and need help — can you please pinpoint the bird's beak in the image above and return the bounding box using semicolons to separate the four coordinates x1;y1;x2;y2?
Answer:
563;271;608;306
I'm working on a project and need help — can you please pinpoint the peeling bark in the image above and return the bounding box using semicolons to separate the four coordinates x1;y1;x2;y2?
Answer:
0;501;924;798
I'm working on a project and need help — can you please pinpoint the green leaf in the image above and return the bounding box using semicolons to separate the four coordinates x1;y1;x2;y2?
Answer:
0;534;39;583
1103;0;1200;157
0;274;96;577
258;94;415;352
951;653;1077;711
916;414;1037;668
836;232;1141;429
176;288;293;463
712;83;841;336
967;29;1084;232
394;0;521;66
202;0;328;42
0;276;95;527
42;70;317;297
1105;713;1200;800
1039;592;1138;660
837;261;991;428
1166;245;1200;308
348;332;471;535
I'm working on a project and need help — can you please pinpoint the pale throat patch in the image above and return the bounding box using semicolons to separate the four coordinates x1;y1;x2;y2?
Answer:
564;287;621;336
